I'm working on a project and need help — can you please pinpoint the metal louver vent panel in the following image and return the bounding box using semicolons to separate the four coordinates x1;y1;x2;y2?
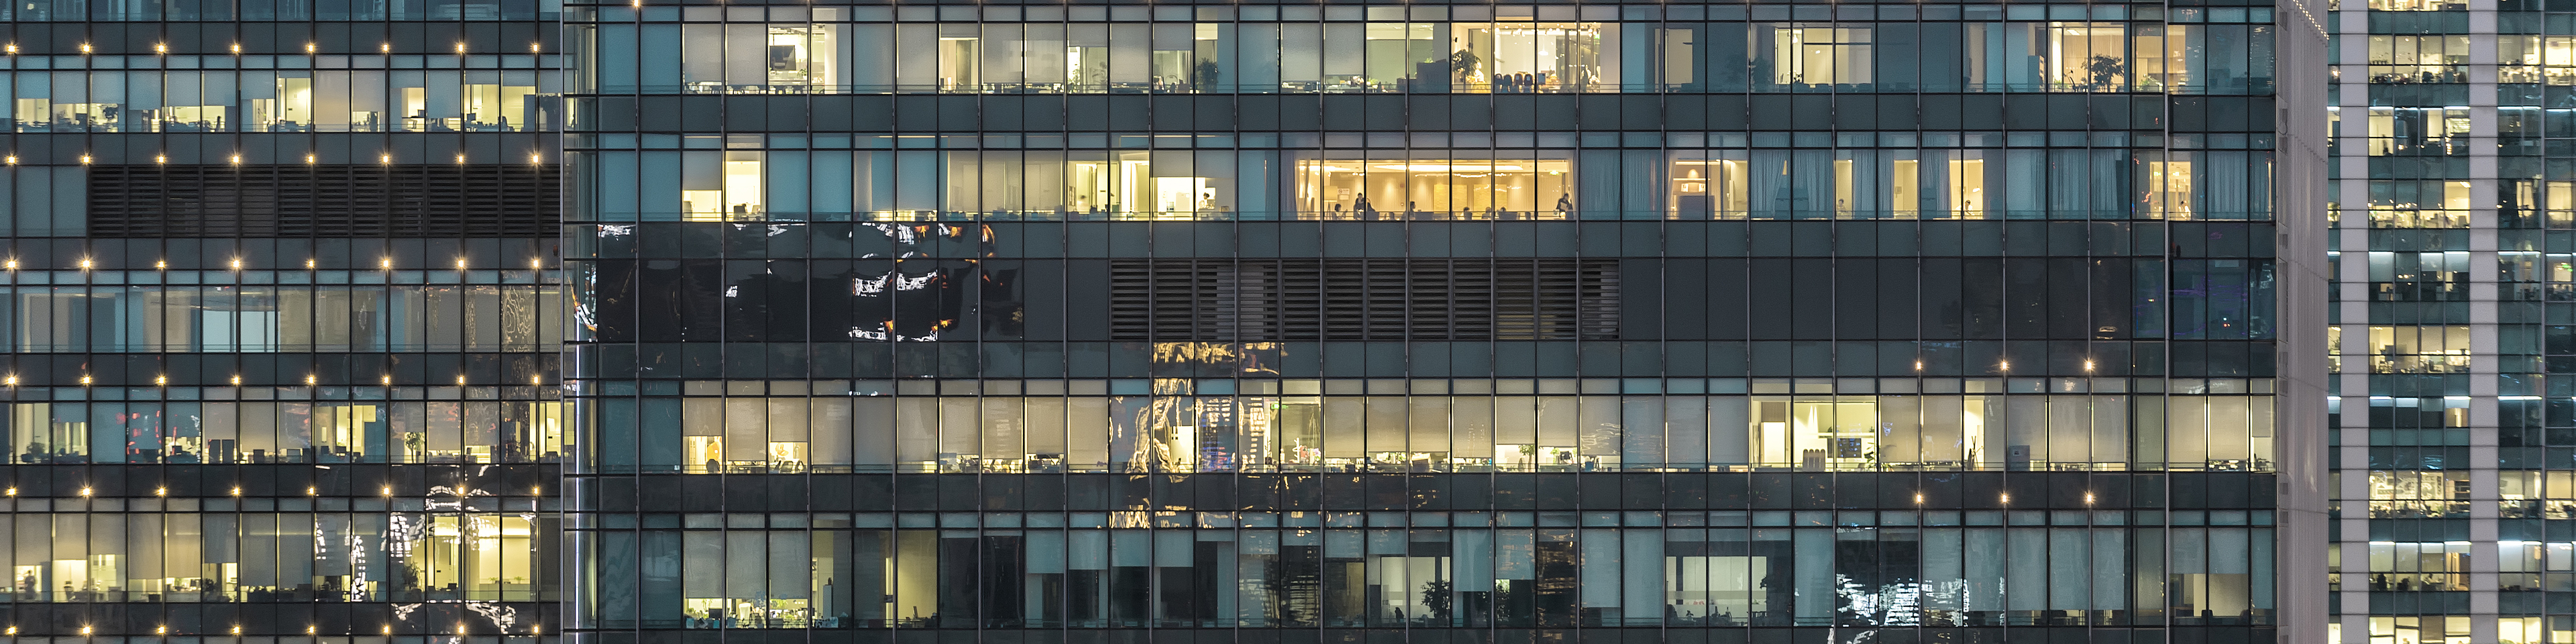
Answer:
1111;259;1619;341
87;165;559;237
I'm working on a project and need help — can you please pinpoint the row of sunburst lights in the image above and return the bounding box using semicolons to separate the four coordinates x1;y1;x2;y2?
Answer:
5;256;551;271
7;152;547;164
3;374;550;386
5;485;542;496
5;41;539;54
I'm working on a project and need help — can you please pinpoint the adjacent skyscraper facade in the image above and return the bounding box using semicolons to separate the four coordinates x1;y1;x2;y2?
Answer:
0;0;2324;642
0;1;572;639
2324;0;2576;642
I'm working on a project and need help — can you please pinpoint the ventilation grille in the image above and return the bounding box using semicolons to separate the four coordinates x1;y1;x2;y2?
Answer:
88;165;559;237
1110;259;1619;341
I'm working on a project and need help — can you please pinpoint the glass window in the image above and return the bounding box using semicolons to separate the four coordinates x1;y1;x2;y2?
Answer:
1768;26;1872;88
1295;156;1575;219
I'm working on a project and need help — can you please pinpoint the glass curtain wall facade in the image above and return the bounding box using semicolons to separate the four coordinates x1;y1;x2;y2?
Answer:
0;0;2323;641
2324;0;2576;641
0;0;574;641
563;1;2325;644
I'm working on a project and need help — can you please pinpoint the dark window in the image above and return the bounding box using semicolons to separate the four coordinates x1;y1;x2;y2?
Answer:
1110;258;1619;341
87;164;559;237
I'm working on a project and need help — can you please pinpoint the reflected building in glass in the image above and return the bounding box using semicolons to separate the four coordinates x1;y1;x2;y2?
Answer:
0;0;2324;639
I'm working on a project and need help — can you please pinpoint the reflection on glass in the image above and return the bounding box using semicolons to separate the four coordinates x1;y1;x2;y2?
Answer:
606;515;2273;629
1294;158;1573;219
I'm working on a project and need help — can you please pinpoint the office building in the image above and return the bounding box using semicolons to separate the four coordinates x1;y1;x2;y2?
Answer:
0;0;2326;641
0;1;571;639
2326;0;2576;642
